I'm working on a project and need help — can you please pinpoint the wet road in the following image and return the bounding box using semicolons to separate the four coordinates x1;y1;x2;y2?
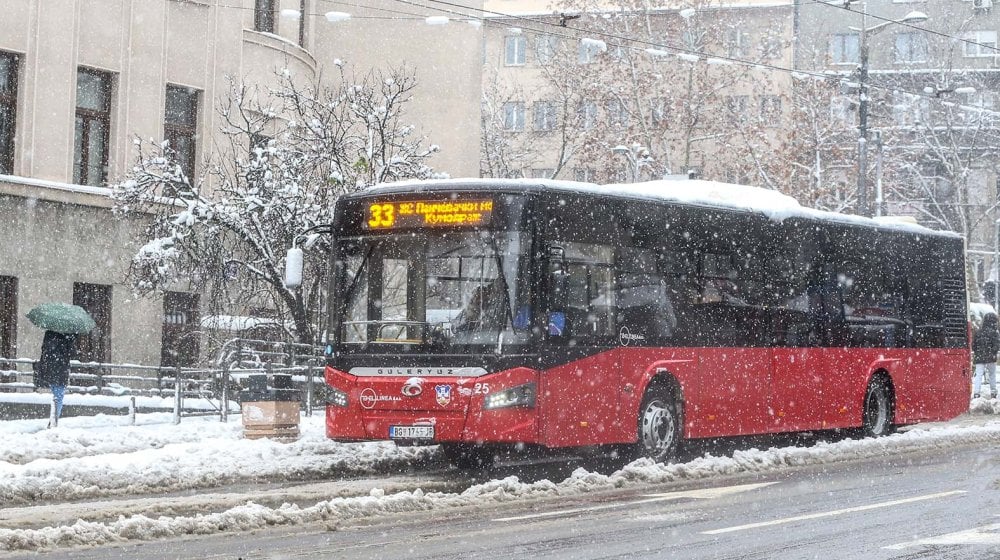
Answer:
33;435;1000;560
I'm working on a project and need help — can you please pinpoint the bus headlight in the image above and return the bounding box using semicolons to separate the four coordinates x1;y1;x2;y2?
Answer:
328;387;349;408
484;383;536;410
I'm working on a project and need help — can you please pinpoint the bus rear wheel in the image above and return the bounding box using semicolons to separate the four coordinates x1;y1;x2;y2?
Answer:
636;388;680;463
861;377;894;438
441;443;495;470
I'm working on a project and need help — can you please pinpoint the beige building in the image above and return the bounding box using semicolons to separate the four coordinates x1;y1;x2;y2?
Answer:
0;0;482;365
795;0;1000;287
480;0;795;183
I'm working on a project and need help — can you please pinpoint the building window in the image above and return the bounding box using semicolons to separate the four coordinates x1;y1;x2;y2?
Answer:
965;91;996;109
73;68;112;186
760;95;782;121
578;100;598;130
536;35;559;65
726;29;751;58
606;98;629;128
650;97;668;125
578;39;604;64
574;167;595;182
0;52;17;176
73;282;112;363
894;32;928;63
830;95;852;123
505;35;527;65
760;35;783;59
962;30;997;57
502;102;525;131
726;95;749;120
533;101;557;131
892;91;930;125
829;33;859;64
161;292;200;367
0;276;16;358
255;0;275;33
164;85;199;182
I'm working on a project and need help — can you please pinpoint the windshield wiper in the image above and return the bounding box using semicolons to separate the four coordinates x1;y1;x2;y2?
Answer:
342;241;379;308
487;236;516;333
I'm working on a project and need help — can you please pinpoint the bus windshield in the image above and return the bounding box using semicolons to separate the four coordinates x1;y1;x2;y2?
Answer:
337;230;532;350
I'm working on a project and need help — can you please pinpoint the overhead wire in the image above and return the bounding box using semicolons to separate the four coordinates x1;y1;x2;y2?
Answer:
210;0;1000;117
808;0;1000;55
394;0;945;102
398;0;1000;115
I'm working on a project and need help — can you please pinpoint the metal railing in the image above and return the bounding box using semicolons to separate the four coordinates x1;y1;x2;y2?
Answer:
0;337;326;425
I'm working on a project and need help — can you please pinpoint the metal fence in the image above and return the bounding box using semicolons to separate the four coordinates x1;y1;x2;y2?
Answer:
0;337;326;425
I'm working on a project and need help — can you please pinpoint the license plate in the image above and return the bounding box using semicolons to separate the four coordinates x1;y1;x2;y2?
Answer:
389;425;435;440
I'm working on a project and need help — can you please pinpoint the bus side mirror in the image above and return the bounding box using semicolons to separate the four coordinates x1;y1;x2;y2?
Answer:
284;247;304;289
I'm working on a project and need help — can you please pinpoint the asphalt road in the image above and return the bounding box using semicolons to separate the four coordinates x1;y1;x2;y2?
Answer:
35;436;1000;560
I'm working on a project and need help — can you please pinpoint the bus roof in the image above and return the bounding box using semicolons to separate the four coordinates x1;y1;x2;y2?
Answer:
365;178;960;239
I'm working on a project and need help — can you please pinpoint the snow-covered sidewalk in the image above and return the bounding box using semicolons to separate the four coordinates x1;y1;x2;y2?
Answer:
2;408;1000;552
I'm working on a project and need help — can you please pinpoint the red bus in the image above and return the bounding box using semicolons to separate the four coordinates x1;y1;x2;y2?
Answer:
317;179;970;468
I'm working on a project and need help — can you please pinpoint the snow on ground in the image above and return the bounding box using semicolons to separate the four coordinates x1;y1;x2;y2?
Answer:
0;413;434;506
2;409;1000;551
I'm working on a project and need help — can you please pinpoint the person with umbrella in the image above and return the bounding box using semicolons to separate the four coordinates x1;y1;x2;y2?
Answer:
26;303;95;428
36;330;76;426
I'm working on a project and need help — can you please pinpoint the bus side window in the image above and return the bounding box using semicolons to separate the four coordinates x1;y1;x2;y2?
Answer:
615;247;677;341
553;242;615;342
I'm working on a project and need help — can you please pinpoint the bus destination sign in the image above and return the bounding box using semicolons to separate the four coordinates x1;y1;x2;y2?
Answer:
365;198;494;230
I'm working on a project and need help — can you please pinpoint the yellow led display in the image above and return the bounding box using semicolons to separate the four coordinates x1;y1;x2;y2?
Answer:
364;199;494;229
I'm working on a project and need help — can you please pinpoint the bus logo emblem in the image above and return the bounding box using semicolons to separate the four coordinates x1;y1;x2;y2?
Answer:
401;378;424;397
360;388;377;409
619;326;646;347
435;385;452;406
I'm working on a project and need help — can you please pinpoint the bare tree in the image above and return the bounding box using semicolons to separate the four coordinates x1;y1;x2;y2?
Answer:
483;1;794;184
113;65;439;345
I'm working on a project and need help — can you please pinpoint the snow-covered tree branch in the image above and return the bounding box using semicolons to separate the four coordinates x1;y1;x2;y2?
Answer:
112;65;440;346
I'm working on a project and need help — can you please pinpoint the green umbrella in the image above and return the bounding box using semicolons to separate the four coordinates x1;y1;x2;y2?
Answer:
26;303;96;335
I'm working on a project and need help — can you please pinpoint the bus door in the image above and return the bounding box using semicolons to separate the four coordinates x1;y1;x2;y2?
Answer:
539;241;624;447
681;248;773;436
764;223;831;431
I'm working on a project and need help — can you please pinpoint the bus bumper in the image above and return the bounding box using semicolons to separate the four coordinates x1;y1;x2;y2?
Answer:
325;366;540;444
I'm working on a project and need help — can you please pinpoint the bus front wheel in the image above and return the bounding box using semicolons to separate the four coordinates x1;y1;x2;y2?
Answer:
636;388;680;463
861;377;894;438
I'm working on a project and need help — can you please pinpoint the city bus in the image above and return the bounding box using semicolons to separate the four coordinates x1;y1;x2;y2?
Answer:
312;179;969;468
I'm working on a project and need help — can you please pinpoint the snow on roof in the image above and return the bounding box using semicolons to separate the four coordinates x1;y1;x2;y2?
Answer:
369;178;957;238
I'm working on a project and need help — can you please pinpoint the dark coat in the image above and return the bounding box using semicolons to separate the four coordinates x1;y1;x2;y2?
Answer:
973;314;1000;364
36;331;75;387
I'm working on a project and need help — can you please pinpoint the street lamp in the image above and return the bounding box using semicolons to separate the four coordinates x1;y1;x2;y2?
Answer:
852;7;929;217
612;143;651;183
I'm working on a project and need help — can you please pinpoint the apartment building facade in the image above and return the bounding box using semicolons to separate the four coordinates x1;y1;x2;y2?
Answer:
480;0;796;184
0;0;482;365
795;0;1000;285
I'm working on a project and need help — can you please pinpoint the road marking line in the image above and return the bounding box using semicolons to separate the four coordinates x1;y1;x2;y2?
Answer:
494;482;775;522
885;521;1000;549
702;490;966;535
